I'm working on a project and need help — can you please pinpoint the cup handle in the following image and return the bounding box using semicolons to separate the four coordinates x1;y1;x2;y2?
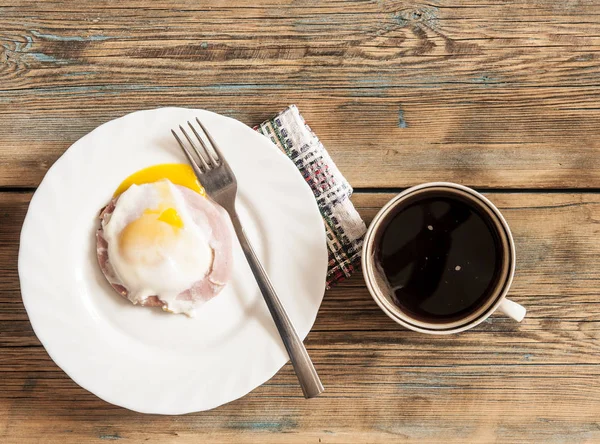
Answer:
497;298;526;322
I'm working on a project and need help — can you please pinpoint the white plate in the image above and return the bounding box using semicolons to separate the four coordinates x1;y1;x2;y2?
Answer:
19;108;327;414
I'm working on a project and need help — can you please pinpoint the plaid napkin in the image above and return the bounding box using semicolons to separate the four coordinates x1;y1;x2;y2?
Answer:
255;105;366;288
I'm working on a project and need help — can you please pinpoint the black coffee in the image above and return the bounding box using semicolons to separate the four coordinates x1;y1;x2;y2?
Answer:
377;192;504;324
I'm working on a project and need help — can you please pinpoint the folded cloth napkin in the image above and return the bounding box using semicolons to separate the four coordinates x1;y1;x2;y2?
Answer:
255;105;367;288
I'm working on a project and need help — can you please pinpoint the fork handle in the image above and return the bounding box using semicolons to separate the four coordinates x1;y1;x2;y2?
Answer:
228;211;324;399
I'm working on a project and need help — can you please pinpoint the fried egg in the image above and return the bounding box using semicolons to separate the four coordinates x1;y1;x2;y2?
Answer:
96;164;233;316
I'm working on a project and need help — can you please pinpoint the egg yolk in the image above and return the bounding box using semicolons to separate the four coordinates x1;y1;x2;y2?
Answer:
114;165;201;265
119;212;181;265
114;164;205;197
157;207;184;229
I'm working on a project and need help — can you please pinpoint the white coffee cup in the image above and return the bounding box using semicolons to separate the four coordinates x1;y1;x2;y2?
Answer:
362;182;526;334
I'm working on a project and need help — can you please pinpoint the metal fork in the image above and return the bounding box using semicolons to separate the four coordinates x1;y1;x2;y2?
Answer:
172;118;324;399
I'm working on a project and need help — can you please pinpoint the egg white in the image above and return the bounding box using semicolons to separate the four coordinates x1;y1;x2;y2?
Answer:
103;180;213;314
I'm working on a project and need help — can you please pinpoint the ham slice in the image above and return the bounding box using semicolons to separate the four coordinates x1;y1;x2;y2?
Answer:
96;185;233;312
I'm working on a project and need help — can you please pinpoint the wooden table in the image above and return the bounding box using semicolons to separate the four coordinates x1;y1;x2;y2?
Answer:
1;1;599;442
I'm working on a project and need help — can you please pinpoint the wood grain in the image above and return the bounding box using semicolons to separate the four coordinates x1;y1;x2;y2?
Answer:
2;191;600;443
1;0;600;188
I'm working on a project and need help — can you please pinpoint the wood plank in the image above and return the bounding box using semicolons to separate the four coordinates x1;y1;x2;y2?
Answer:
1;191;600;442
1;0;600;188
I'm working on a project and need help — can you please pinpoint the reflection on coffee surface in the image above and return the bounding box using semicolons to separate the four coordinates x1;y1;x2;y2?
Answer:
377;193;504;323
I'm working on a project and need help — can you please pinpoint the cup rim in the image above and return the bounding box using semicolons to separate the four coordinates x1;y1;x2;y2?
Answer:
362;182;516;335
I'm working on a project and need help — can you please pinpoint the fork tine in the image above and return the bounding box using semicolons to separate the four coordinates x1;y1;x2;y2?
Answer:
196;118;226;164
187;121;217;168
171;129;206;175
179;125;211;171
